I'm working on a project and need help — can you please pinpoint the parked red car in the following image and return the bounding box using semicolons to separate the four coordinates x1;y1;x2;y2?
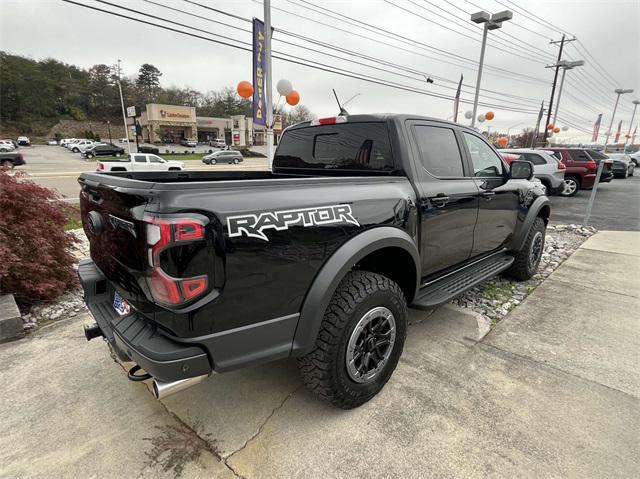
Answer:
539;148;613;197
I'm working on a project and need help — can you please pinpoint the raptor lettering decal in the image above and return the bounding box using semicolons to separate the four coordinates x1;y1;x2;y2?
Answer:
227;204;360;241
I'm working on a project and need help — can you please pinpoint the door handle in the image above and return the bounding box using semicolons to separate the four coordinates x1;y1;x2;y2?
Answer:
428;194;450;207
481;191;495;200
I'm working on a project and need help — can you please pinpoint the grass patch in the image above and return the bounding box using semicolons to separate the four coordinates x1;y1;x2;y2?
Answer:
64;204;82;231
161;153;204;161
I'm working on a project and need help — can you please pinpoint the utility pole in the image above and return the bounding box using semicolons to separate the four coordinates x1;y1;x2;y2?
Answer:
264;0;274;167
623;100;640;153
542;35;576;146
603;88;634;151
114;59;132;155
469;10;513;128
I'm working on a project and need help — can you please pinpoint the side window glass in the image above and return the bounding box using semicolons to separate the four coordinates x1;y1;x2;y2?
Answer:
463;133;505;177
413;125;464;177
524;153;546;165
134;155;146;163
569;150;590;162
149;155;163;163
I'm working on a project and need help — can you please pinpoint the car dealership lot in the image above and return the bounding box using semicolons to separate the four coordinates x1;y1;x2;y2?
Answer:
15;145;269;200
1;231;638;478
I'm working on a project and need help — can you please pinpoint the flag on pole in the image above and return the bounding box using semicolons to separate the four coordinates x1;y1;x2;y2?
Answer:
614;120;623;143
592;114;602;142
453;74;463;122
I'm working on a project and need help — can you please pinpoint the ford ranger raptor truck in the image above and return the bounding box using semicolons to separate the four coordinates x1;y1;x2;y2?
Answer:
78;114;549;408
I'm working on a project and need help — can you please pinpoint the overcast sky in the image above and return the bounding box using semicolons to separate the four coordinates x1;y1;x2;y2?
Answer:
2;0;638;141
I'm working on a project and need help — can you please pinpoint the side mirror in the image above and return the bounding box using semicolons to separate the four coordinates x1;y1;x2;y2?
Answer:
510;160;534;180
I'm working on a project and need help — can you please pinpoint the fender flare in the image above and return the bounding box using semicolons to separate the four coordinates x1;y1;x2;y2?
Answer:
291;227;420;356
512;196;551;251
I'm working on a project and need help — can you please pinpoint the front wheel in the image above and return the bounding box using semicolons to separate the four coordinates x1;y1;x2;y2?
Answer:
86;153;94;159
210;159;217;165
297;270;407;409
560;176;580;197
233;158;240;164
506;217;546;281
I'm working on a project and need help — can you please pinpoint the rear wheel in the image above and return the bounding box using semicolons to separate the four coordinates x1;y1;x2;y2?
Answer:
506;217;546;281
560;176;580;197
297;270;407;409
86;153;94;159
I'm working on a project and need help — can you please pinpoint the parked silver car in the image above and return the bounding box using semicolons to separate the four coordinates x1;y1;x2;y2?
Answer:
202;150;243;165
502;148;566;195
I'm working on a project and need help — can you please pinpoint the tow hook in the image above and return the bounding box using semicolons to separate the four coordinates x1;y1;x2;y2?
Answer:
83;323;103;341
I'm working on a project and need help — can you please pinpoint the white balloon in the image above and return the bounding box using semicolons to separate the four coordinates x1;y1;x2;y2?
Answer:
477;114;485;123
276;79;293;96
464;110;473;119
562;125;569;131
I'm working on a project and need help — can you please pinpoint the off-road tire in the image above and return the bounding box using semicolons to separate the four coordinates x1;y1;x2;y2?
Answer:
506;217;546;281
297;270;407;409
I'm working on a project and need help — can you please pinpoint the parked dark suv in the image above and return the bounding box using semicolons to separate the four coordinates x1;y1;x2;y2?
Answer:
540;148;613;196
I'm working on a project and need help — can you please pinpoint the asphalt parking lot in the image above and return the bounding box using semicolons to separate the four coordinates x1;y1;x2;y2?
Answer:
14;145;269;200
549;175;640;231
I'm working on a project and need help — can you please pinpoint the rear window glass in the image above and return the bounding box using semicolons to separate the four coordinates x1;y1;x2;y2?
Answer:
274;122;395;172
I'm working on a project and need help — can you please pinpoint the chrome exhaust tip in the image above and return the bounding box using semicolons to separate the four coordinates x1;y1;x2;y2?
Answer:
152;374;209;400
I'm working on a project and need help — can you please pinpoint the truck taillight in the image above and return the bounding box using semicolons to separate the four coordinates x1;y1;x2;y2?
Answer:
98;163;104;170
144;215;209;307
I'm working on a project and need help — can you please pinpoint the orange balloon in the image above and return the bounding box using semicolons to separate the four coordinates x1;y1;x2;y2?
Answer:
497;136;508;146
286;90;300;106
553;126;561;133
546;123;554;130
237;81;253;99
485;111;495;121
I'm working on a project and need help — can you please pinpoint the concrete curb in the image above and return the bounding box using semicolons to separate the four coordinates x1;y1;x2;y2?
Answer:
0;294;24;342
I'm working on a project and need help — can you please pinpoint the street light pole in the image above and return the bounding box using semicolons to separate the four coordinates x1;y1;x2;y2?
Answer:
114;59;131;155
469;10;512;128
552;60;584;127
603;88;634;151
623;100;640;153
264;0;274;167
107;120;112;144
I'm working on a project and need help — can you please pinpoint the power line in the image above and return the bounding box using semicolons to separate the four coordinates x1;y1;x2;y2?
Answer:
60;0;541;115
418;0;556;63
269;0;550;84
385;0;550;65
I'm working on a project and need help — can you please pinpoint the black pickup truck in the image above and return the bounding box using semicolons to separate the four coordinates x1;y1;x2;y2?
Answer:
78;114;549;408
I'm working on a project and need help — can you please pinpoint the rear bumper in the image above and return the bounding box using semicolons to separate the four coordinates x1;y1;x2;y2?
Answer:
78;259;212;383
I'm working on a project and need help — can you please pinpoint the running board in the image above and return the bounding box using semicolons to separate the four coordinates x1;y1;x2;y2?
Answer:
411;254;515;310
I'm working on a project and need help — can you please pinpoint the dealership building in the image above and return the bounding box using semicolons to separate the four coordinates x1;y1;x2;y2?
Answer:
136;103;262;146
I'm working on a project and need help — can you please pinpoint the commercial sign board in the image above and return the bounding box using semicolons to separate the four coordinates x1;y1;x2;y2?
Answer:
146;104;196;123
252;18;266;126
126;106;139;118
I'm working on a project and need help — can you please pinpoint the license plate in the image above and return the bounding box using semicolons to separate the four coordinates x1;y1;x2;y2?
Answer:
113;291;131;316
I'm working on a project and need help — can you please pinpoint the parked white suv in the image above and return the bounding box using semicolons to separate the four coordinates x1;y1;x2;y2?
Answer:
0;140;16;151
209;138;226;148
70;140;96;153
502;148;566;195
17;136;30;146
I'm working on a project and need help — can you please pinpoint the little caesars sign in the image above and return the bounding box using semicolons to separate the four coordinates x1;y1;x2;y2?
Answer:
147;104;195;123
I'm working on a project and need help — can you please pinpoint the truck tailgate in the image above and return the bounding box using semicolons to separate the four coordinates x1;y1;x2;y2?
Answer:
79;177;151;304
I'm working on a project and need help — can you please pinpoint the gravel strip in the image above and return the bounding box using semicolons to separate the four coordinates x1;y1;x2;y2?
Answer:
22;224;596;332
451;224;596;326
